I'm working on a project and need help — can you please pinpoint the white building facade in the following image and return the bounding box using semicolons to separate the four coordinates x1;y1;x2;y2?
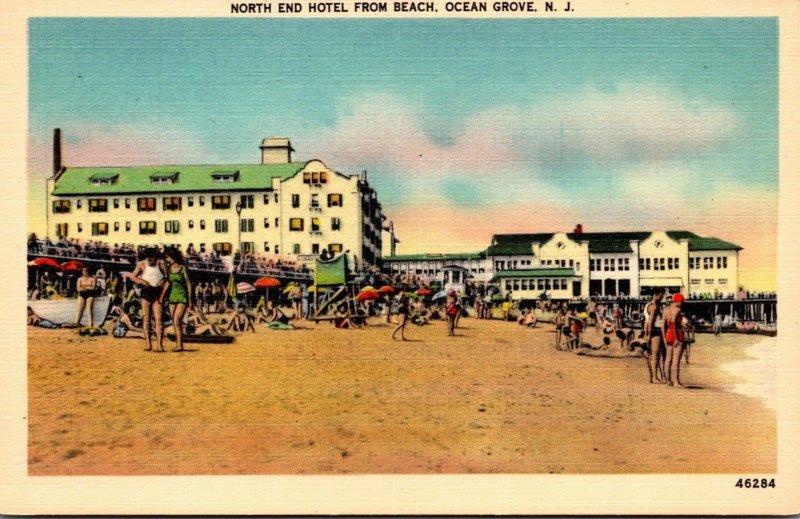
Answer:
45;132;385;271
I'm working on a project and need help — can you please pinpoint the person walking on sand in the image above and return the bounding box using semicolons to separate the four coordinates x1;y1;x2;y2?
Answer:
392;292;410;341
164;247;192;352
644;288;666;384
662;292;687;387
553;305;568;350
713;310;723;336
130;248;168;352
445;289;459;336
75;266;98;327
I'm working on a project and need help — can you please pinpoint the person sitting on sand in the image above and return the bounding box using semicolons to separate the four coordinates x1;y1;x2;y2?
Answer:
224;301;256;333
184;306;224;336
662;293;687;387
518;309;538;327
334;304;355;329
27;307;59;329
75;266;98;327
263;301;290;326
106;302;146;339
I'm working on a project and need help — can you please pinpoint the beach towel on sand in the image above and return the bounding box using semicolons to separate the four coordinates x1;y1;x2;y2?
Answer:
266;321;294;330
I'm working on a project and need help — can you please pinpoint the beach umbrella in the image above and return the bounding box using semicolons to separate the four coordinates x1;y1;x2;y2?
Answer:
432;290;447;301
378;285;395;293
60;260;85;272
356;290;380;302
28;257;61;269
416;287;432;296
237;282;256;294
282;281;296;294
359;285;378;293
256;276;282;288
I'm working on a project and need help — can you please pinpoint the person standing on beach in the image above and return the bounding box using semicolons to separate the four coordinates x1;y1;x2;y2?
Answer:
445;289;459;336
75;266;98;327
164;247;192;352
392;292;410;341
644;288;666;383
130;248;168;352
713;311;723;336
289;283;303;320
662;292;687;387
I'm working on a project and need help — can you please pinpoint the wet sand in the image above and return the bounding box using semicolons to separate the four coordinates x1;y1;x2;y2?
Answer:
28;317;776;475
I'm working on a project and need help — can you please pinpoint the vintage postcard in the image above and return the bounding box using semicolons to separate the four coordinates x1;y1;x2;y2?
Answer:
1;0;799;515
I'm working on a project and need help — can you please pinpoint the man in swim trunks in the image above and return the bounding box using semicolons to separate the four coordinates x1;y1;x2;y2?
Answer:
644;288;666;383
130;248;168;352
75;266;98;327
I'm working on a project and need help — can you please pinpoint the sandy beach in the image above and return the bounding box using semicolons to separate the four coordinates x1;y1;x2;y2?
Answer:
27;317;776;475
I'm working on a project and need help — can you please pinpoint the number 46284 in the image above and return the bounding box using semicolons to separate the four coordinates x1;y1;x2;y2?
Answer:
735;478;776;488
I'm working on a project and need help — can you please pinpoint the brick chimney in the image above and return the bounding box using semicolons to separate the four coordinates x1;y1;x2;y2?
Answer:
53;128;63;176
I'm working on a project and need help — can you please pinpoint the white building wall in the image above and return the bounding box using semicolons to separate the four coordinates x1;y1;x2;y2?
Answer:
689;250;739;296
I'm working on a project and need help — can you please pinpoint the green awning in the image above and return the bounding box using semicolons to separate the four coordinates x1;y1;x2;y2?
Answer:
315;254;348;286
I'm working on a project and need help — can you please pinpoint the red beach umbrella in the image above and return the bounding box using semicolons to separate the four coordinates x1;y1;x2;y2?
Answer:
378;285;395;293
60;260;85;272
255;276;281;288
356;290;380;302
28;257;61;269
416;288;432;296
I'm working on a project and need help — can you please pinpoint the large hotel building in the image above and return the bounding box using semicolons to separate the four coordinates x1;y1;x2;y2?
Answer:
45;130;385;271
384;229;742;300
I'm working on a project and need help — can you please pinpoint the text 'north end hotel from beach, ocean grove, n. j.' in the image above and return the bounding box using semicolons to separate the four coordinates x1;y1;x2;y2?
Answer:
44;129;386;271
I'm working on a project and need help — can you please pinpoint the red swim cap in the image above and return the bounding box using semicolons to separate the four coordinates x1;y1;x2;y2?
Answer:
673;293;685;303
448;289;456;296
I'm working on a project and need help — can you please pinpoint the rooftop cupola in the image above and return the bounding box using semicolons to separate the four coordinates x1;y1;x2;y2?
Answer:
260;137;294;164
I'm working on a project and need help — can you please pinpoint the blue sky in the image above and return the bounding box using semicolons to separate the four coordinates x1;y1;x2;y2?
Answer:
27;17;779;288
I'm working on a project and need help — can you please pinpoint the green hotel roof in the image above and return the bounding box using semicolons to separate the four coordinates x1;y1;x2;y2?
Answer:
493;268;575;279
51;163;308;196
383;252;485;262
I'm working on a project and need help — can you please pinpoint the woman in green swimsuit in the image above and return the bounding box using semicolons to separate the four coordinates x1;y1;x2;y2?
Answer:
164;247;192;352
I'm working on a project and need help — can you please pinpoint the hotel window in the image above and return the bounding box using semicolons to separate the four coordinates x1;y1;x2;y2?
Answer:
165;220;180;234
289;218;304;231
89;198;108;212
139;221;156;235
274;193;279;203
263;218;270;229
163;196;182;211
125;198;131;209
263;194;270;205
263;242;270;252
311;218;321;232
704;278;714;284
329;243;343;254
657;258;666;271
293;244;301;254
137;197;156;212
55;223;68;238
521;280;528;290
212;242;233;256
311;194;320;208
292;194;300;208
275;217;279;227
199;196;205;207
303;172;310;184
537;279;545;290
576;262;581;272
151;172;178;184
512;280;520;291
331;217;341;230
719;278;728;284
211;195;231;209
188;220;194;229
240;218;254;232
113;199;119;209
668;258;674;270
52;200;70;214
242;242;254;254
312;243;320;255
214;219;228;233
275;244;280;254
77;223;83;233
212;171;239;183
638;258;644;270
645;258;651;270
200;220;206;230
328;193;343;207
188;196;194;207
77;200;82;209
603;258;609;271
703;257;713;270
240;194;254;209
320;172;328;183
125;221;131;232
717;256;727;269
114;222;120;232
691;279;700;285
609;259;615;271
674;258;680;270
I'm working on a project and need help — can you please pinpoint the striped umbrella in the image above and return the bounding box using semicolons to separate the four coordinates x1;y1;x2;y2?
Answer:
236;282;256;294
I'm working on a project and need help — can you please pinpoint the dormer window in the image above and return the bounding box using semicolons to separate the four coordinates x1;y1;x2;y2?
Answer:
89;173;118;186
150;171;179;184
212;170;240;183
